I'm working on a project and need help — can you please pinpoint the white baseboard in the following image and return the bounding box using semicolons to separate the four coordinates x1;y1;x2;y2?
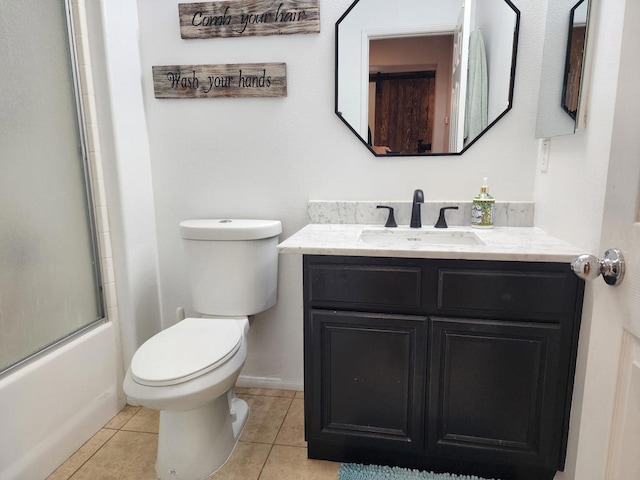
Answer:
237;375;304;392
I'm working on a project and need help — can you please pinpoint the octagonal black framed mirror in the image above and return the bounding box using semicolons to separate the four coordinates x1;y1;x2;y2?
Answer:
335;0;520;156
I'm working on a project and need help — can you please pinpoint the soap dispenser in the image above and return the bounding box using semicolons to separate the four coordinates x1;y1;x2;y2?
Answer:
471;177;495;228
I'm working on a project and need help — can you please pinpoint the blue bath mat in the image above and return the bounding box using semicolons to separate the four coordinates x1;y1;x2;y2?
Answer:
338;463;498;480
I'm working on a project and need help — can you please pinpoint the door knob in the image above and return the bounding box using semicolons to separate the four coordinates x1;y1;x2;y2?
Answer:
571;248;625;286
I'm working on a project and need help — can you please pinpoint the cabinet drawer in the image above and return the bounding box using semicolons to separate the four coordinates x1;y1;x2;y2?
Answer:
437;268;571;320
307;262;423;309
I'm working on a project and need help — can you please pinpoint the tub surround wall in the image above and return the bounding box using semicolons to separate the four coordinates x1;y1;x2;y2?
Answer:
0;1;129;478
0;324;119;480
308;201;534;227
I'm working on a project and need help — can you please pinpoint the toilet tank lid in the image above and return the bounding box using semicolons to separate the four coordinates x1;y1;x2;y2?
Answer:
180;219;282;241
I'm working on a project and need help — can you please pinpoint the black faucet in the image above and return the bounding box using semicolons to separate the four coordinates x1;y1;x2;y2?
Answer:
410;189;424;228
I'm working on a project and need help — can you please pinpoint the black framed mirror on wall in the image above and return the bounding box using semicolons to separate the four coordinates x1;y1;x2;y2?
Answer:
562;0;590;120
536;0;592;138
335;0;520;156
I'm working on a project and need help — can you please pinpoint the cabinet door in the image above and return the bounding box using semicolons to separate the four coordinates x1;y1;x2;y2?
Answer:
307;310;427;454
428;317;562;469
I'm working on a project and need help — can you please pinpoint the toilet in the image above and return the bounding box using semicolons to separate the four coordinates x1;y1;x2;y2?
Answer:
123;218;281;480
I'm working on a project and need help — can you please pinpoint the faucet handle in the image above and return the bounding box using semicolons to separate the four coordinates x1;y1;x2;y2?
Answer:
434;206;459;228
376;205;398;228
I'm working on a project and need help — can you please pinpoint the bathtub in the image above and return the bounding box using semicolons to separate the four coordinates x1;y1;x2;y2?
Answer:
0;322;124;480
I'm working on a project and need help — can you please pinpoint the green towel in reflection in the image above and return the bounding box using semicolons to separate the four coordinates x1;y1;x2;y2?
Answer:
465;28;488;146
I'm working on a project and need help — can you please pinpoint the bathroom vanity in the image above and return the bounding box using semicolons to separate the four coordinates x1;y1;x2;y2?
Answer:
279;224;585;480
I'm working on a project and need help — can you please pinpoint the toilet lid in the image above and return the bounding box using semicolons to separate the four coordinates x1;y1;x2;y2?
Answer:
130;318;242;387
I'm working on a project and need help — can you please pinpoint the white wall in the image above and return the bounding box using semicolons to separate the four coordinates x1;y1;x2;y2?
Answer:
533;0;627;478
95;0;163;369
534;0;619;256
132;0;545;389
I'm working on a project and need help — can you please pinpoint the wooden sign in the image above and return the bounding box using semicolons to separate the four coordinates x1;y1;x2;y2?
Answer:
152;63;287;99
179;0;320;39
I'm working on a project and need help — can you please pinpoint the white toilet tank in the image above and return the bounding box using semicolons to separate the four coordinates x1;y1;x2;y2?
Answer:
179;219;282;316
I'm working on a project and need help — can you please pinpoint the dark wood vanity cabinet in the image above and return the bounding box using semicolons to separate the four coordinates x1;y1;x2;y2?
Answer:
303;255;584;480
308;310;428;453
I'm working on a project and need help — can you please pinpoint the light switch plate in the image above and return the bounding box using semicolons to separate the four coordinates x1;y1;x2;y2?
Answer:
540;138;551;173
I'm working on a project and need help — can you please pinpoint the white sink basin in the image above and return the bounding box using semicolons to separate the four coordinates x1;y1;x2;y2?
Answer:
358;228;486;246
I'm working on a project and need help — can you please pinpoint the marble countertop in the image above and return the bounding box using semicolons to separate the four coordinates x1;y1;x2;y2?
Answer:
277;224;584;262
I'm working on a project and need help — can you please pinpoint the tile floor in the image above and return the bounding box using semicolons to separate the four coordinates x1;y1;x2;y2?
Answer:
47;388;342;480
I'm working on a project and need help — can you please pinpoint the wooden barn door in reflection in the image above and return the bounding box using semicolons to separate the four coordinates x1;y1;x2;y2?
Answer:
372;72;435;154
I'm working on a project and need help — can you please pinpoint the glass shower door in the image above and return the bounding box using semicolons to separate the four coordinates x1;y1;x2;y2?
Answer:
0;0;104;374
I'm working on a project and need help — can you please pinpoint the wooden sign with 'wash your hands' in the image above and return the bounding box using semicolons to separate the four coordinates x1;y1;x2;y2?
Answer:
179;0;320;38
152;63;287;98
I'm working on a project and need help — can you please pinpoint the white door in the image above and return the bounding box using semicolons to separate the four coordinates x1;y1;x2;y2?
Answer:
585;0;640;477
449;1;471;152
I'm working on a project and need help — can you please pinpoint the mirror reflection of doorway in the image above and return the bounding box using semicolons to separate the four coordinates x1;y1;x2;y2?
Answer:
370;71;435;154
368;35;453;154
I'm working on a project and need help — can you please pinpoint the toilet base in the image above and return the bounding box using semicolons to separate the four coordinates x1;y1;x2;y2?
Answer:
156;391;248;480
228;389;249;438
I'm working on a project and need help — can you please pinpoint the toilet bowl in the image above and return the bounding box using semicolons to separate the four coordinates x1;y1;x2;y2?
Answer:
123;218;281;480
123;317;250;480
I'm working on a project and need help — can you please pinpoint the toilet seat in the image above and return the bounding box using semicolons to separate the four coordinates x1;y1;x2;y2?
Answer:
130;318;242;387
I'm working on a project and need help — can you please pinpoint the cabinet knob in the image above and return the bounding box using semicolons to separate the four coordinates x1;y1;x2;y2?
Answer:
571;248;625;286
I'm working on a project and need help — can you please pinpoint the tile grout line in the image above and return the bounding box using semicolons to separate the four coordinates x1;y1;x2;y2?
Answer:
256;444;276;480
65;429;117;480
66;406;149;480
272;395;295;446
256;394;295;480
